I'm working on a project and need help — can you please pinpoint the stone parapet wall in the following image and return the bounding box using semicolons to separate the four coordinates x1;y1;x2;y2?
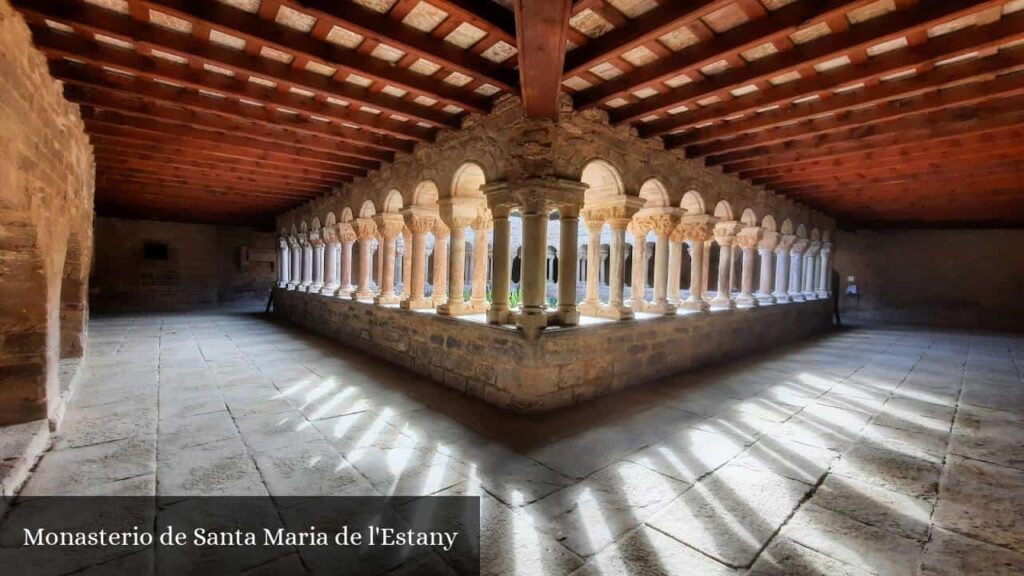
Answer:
275;289;832;413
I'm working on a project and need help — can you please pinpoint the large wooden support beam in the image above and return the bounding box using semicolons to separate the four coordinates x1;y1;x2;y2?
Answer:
514;0;573;119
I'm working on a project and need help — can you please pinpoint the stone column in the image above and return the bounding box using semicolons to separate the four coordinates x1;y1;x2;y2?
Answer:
338;224;356;297
557;206;580;325
789;239;809;302
681;219;713;311
602;216;634;320
321;231;340;295
400;210;436;309
711;222;740;309
351;218;377;301
648;212;679;315
773;235;795;303
288;237;301;290
519;199;548;326
469;212;492;312
373;214;404;305
803;241;821;300
578;216;603;315
626;218;651;311
817;241;833;298
735;227;763;308
757;231;778;305
666;224;685;307
309;235;325;293
486;206;511;324
430;220;449;305
599;245;609;286
400;227;412;299
277;238;290;288
299;236;313;292
438;198;481;316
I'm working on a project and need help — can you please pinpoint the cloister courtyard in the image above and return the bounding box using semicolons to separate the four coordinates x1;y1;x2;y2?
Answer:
2;0;1023;574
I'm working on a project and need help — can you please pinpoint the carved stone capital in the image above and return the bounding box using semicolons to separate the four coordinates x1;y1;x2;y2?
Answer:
374;213;405;240
337;222;357;244
287;236;300;249
790;238;810;255
758;230;779;252
473;209;493;231
432;219;451;239
352;218;377;241
775;234;796;254
735;226;763;250
713;220;742;245
322;227;338;245
582;214;605;235
669;223;686;243
627;217;652;239
680;214;716;243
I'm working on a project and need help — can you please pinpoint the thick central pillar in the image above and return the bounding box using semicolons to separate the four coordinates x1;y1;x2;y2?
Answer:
352;219;377;301
374;213;404;305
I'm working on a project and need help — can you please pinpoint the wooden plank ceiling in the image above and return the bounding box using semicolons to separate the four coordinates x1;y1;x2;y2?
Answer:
14;0;1024;227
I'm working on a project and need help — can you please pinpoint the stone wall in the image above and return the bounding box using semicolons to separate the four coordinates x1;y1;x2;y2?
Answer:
90;218;278;312
275;289;832;412
835;229;1024;332
0;0;94;427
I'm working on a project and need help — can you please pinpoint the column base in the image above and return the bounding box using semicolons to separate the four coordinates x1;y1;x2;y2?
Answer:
320;284;339;296
597;304;635;321
468;298;489;313
336;286;354;298
555;306;580;326
516;310;549;339
487;305;511;325
735;294;759;309
437;300;474;316
803;292;818;300
277;282;288;288
788;292;806;302
577;300;602;316
681;298;709;312
400;297;434;310
625;298;647;313
309;282;324;293
286;282;298;291
773;292;791;304
816;290;830;299
645;300;677;315
756;293;777;305
297;284;311;292
352;290;373;301
710;296;736;310
374;293;401;305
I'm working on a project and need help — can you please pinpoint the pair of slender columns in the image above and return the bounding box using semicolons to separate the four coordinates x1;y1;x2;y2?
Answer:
817;243;833;297
734;228;763;308
626;220;651;312
287;240;302;290
431;221;449;306
578;219;604;315
756;232;779;305
710;222;741;309
371;214;404;305
298;241;313;292
401;211;436;309
789;239;809;302
351;219;377;300
277;240;291;288
773;235;795;303
681;220;713;312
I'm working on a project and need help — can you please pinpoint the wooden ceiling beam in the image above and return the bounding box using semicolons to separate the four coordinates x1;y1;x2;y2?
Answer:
21;6;459;128
126;0;495;111
97;166;327;197
92;143;342;186
514;0;574;119
770;158;1024;191
681;73;1024;156
572;0;879;109
93;153;337;192
88;132;358;180
724;124;1024;173
589;0;1004;113
97;176;310;206
51;65;397;163
705;95;1024;165
635;11;1024;134
80;111;376;173
287;0;516;91
35;32;433;143
669;46;1024;146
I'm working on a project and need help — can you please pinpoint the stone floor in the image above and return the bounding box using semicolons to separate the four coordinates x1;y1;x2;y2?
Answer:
14;308;1024;575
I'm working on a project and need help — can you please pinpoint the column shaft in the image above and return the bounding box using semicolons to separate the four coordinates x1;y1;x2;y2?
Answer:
557;212;579;324
487;210;511;324
470;227;489;309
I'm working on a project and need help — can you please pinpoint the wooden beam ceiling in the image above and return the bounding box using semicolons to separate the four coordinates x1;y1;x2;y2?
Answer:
12;0;1024;226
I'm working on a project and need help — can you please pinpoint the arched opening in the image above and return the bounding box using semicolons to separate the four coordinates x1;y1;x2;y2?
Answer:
680;190;706;215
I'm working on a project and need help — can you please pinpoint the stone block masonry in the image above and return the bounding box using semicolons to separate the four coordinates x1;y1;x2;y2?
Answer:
275;289;831;413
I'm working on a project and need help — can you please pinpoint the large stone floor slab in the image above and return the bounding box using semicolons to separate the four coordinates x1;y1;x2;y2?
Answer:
8;309;1024;575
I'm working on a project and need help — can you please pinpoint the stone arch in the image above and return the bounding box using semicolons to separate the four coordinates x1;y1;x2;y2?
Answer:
413;180;440;207
680;190;706;215
580;159;625;205
340;207;353;223
382;189;403;213
810;228;821;242
714;200;734;221
450;162;487;199
358;200;377;219
823;230;832;243
638;178;669;208
781;219;794;235
299;221;309;234
796;224;808;238
325;212;337;227
740;208;758;226
762;215;777;232
311;217;322;231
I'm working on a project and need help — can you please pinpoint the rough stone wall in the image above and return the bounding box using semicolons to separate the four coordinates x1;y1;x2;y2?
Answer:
0;0;95;426
835;229;1024;332
276;95;836;238
90;218;278;312
275;289;831;412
